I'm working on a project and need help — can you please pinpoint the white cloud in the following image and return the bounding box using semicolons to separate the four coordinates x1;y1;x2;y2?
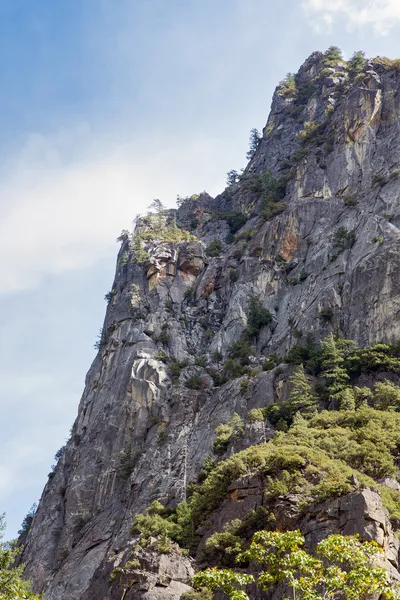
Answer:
301;0;400;34
0;127;227;296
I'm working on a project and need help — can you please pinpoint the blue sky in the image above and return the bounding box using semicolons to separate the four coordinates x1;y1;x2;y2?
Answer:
1;0;400;539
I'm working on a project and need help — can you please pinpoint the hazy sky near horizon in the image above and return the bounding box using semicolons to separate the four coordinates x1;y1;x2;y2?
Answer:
1;0;400;539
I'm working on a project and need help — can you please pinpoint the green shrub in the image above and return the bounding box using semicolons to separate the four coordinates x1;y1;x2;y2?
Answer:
203;529;245;566
372;236;383;245
223;359;248;380
347;50;366;77
211;350;223;363
373;381;400;410
18;504;37;536
213;413;244;455
319;307;334;322
184;287;196;304
343;195;358;206
157;326;171;346
228;339;255;365
118;442;137;480
373;174;388;186
345;343;400;374
332;226;356;257
185;375;206;390
277;73;296;97
195;356;207;368
206;240;222;257
247;408;268;423
245;295;272;339
259;171;287;219
230;269;239;282
323;46;343;64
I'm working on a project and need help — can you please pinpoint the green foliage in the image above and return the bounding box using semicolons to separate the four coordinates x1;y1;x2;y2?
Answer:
373;381;400;410
343;194;358;206
104;289;116;303
245;295;272;339
117;229;129;243
323;46;344;64
181;589;213;600
109;558;140;583
227;213;248;235
259;170;287;220
206;240;222;257
197;456;218;483
239;530;398;600
18;504;37;537
373;173;389;186
320;333;351;404
94;327;108;351
287;364;318;418
247;408;268;423
130;235;151;263
184;287;196;304
374;57;400;72
297;120;321;144
226;170;240;186
118;442;141;480
193;529;399;599
154;350;168;362
185;375;206;390
228;339;254;365
332;226;356;257
348;50;366;77
230;269;239;283
295;81;317;105
372;235;384;244
263;353;280;371
318;307;333;322
211;350;223;363
203;528;245;566
345;343;400;375
0;515;40;599
246;128;261;161
192;568;254;600
132;503;181;553
285;334;322;374
278;72;297;97
213;413;244;455
223;359;248;380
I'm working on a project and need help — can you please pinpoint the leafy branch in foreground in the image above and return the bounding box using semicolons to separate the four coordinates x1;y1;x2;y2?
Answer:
192;530;400;600
0;514;40;599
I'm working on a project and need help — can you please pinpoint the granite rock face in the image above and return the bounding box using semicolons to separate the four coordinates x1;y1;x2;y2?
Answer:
22;52;400;598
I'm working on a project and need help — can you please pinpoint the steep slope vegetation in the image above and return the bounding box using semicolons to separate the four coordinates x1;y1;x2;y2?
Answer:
21;49;400;599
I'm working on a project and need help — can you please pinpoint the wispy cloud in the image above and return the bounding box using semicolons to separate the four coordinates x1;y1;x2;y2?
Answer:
0;126;227;296
301;0;400;34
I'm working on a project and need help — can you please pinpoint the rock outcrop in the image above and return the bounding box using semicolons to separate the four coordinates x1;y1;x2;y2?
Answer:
21;51;400;599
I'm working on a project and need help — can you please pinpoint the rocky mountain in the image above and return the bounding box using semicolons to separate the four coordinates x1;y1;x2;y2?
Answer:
20;48;400;599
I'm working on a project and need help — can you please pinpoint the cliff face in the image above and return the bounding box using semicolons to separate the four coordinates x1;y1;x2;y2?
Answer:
22;51;400;599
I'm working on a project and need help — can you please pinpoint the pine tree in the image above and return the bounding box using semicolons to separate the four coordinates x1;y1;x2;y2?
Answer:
246;128;261;161
320;334;351;405
348;50;366;76
226;170;239;186
147;199;166;214
287;364;318;418
130;235;150;263
339;387;356;411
